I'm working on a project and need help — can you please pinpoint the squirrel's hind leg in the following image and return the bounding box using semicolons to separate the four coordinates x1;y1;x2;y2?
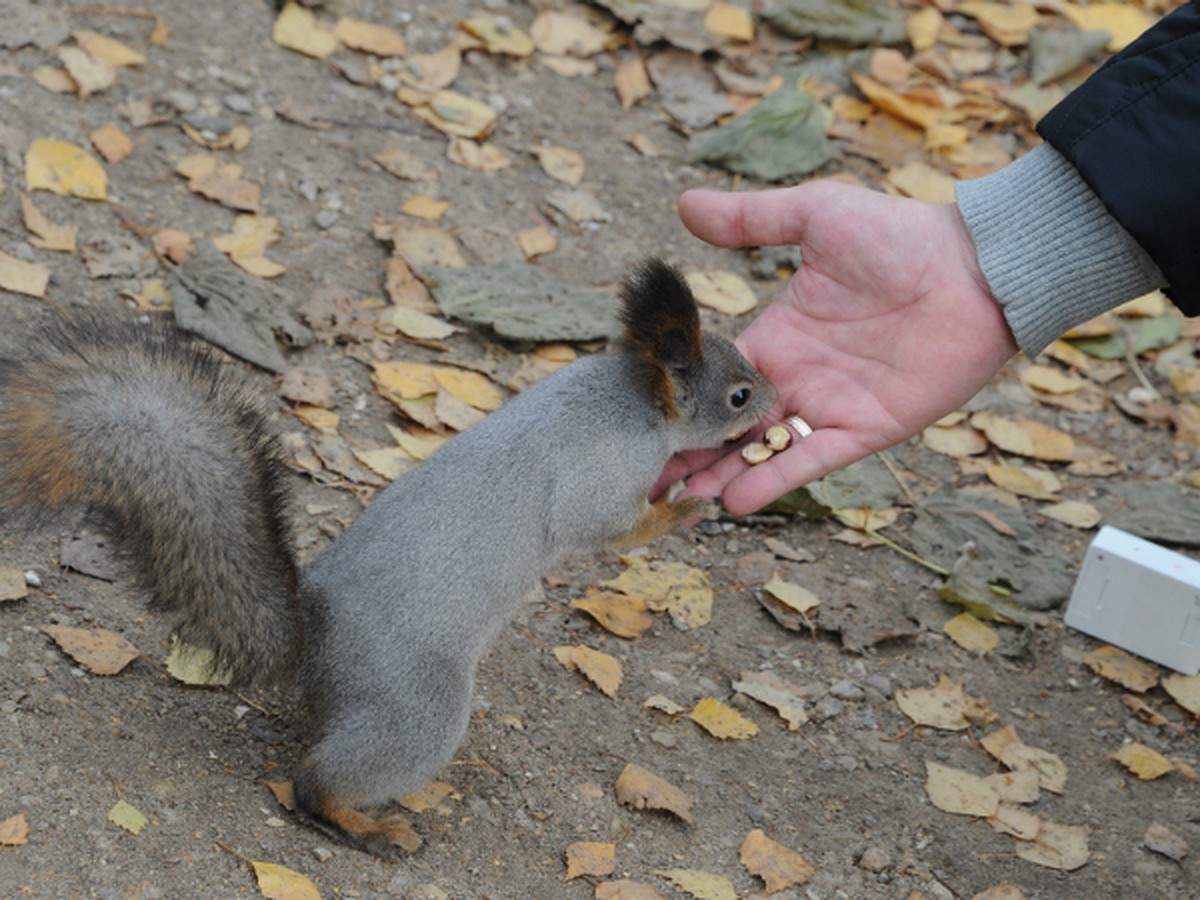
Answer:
293;775;422;859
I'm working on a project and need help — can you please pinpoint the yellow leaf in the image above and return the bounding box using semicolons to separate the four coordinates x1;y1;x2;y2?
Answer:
0;565;28;602
984;769;1041;805
739;829;815;893
433;367;504;411
251;860;322;900
0;812;29;846
1162;672;1200;717
273;2;340;59
943;612;999;654
1020;364;1086;396
686;270;759;316
530;11;609;57
108;800;148;835
895;675;991;731
31;65;76;94
922;422;988;458
40;625;140;676
988;803;1042;841
164;638;232;686
353;446;411;481
515;224;557;260
19;194;76;253
401;196;449;220
398;780;455;813
850;72;941;130
985;464;1060;500
762;575;820;615
614;763;694;824
554;645;622;698
386;223;467;271
460;16;535;57
373;360;440;401
72;29;146;67
1082;644;1159;692
655;869;737;900
571;589;655;639
688;696;759;740
1114;290;1168;318
1110;741;1175;780
956;1;1038;46
885;160;956;204
614;57;652;111
25;139;107;200
1013;820;1090;871
0;251;50;298
446;137;511;171
980;725;1068;794
565;840;617;880
906;7;943;51
1039;500;1101;530
332;17;407;57
970;412;1076;462
924;761;1000;817
376;305;458;341
57;46;115;97
533;145;585;186
1060;2;1153;51
704;3;755;42
411;90;499;139
604;558;712;630
595;880;669;900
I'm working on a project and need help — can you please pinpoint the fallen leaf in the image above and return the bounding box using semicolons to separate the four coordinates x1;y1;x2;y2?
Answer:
851;72;941;130
164;639;232;686
985;464;1061;500
0;813;29;846
530;11;609;57
372;145;439;181
554;645;622;698
446;137;511;171
57;46;115;97
532;145;584;186
90;123;134;163
376;305;458;341
943;612;1000;655
655;869;736;900
460;16;535;57
1110;741;1175;780
924;761;1000;817
1162;672;1200;716
761;0;906;43
614;763;694;824
1082;645;1159;692
614;56;653;110
1013;820;1090;871
980;725;1068;794
383;223;467;275
686;270;759;315
20;194;77;252
565;840;616;880
72;29;145;67
907;6;942;51
595;880;668;900
398;780;455;813
732;670;810;730
40;624;140;675
922;422;988;458
885;160;955;203
970;412;1076;462
1060;2;1153;51
31;65;77;94
411;90;499;139
740;829;814;894
25;138;107;200
545;187;610;223
1143;822;1190;862
272;2;340;59
644;694;687;716
688;697;759;740
251;860;322;900
571;589;655;639
332;17;406;56
988;803;1042;841
895;675;990;731
401;196;449;220
1039;500;1101;529
1020;364;1087;396
0;565;27;602
957;1;1038;46
761;575;820;615
704;3;755;42
515;224;557;260
108;800;148;835
984;769;1042;805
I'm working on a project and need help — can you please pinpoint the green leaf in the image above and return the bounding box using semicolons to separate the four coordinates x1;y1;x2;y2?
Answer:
760;0;906;45
1070;313;1181;359
688;82;831;182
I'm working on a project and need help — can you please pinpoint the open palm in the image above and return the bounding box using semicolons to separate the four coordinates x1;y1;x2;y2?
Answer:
673;181;1019;514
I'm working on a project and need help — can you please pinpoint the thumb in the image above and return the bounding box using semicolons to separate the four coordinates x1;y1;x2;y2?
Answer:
678;185;832;250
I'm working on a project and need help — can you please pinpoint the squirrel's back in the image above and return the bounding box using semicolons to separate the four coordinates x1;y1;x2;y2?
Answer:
0;315;301;682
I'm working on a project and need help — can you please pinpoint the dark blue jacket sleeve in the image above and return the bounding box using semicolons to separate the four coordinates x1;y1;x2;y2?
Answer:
1037;0;1200;315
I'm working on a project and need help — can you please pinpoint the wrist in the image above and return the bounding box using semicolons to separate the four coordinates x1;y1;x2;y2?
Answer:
955;143;1166;356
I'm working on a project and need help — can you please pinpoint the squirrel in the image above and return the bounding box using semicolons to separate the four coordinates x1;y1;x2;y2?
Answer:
0;258;775;857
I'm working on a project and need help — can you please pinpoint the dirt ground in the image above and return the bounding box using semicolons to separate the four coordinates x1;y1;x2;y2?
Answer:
0;1;1197;898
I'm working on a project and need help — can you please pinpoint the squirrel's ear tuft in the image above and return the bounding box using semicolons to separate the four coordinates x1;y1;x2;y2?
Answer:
618;258;702;369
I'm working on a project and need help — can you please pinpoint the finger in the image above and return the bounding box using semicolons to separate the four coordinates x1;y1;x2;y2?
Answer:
679;184;841;250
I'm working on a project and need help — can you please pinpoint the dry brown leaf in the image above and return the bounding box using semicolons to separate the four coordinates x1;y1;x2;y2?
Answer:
732;670;809;730
0;565;27;602
40;624;140;675
894;675;990;731
401;196;449;220
1111;741;1175;780
90;123;134;163
984;769;1041;805
0;251;51;298
906;7;943;51
885;160;955;203
922;423;988;458
924;761;1000;817
530;11;609;57
533;145;585;186
565;841;616;880
571;588;655;639
333;17;407;57
739;829;815;894
460;16;534;57
614;763;694;824
411;90;499;139
554;645;622;698
57;46;115;97
704;3;755;42
988;803;1041;841
1082;644;1159;692
985;464;1061;500
0;812;29;846
970;412;1076;462
398;780;455;813
515;224;557;260
272;2;340;59
614;57;652;110
1060;2;1153;51
1162;672;1200;716
446;138;511;171
686;270;758;316
1014;820;1090;871
385;223;467;273
402;44;462;92
372;145;439;181
762;575;819;615
980;725;1068;794
31;65;77;94
595;880;668;900
20;194;77;253
688;697;758;740
850;72;941;130
654;869;736;900
1039;500;1101;529
957;1;1038;46
1020;364;1087;396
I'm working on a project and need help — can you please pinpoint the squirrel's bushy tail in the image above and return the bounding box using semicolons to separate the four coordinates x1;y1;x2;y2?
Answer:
0;315;301;683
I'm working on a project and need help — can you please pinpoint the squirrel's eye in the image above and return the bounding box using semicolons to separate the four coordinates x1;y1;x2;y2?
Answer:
730;387;751;409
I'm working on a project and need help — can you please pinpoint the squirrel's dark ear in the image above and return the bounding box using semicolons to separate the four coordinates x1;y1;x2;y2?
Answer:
618;259;702;369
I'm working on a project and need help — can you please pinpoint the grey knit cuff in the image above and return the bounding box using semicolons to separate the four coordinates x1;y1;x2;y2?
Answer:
955;143;1166;357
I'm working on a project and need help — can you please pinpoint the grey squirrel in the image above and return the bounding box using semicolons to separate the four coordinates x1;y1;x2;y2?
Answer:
0;259;775;856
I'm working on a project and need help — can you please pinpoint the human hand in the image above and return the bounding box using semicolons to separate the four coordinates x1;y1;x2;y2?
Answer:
671;180;1019;514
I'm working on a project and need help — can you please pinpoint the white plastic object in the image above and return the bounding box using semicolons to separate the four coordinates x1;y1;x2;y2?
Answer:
1065;525;1200;675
